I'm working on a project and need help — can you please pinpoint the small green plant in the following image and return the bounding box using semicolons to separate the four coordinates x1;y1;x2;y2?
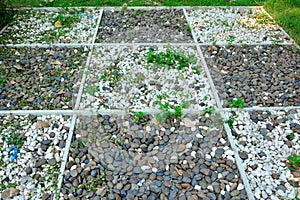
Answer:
153;92;189;122
225;115;238;127
225;97;244;127
78;141;85;148
0;77;6;86
192;66;201;75
202;106;215;116
287;155;300;169
287;133;295;141
133;10;143;17
62;97;70;102
96;64;122;84
173;105;184;120
79;170;106;192
1;133;23;148
226;34;236;45
133;111;145;119
145;47;196;72
185;24;192;31
227;97;244;109
131;111;145;124
204;95;210;100
85;85;100;96
53;13;77;28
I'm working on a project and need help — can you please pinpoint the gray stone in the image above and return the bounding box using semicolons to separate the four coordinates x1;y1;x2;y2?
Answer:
70;169;78;177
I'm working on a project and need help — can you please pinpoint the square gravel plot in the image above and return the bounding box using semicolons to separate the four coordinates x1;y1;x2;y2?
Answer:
228;110;300;199
202;45;300;107
186;7;292;44
81;45;215;110
96;9;193;43
0;8;98;44
0;115;71;199
0;46;89;110
61;114;247;199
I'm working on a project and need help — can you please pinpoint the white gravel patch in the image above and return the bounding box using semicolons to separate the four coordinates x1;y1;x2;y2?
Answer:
228;110;300;199
80;45;215;110
0;8;100;44
0;115;71;199
186;7;291;44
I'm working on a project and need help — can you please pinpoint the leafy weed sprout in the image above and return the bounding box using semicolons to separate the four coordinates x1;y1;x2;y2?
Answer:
225;97;244;127
226;34;236;45
145;47;197;72
202;106;215;116
153;92;190;122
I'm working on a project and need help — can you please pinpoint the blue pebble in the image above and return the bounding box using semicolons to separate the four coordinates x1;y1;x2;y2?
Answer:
156;171;164;176
155;180;162;187
83;159;89;164
120;190;126;198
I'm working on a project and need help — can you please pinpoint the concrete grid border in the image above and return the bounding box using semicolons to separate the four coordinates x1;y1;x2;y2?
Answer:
0;6;299;199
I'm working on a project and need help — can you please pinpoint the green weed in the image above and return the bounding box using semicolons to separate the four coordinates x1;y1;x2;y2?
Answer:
85;85;100;96
227;97;244;108
202;106;215;116
145;47;197;72
287;155;300;169
53;13;77;28
226;34;236;45
225;115;238;127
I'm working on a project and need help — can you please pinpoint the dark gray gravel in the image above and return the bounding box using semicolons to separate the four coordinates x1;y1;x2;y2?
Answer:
61;114;248;199
96;9;193;43
202;45;300;107
0;46;88;110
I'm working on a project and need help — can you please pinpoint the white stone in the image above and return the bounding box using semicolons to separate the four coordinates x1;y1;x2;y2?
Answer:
218;173;223;179
255;188;261;198
237;183;244;190
225;185;230;192
186;143;192;148
207;185;213;192
152;168;158;173
194;185;201;191
141;166;150;171
191;151;196;158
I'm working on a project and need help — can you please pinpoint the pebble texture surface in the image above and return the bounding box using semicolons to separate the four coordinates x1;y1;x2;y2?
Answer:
0;46;88;110
61;114;247;199
81;45;215;110
0;115;71;199
0;6;299;200
230;110;300;199
0;8;98;44
187;7;291;44
97;9;193;43
202;45;300;107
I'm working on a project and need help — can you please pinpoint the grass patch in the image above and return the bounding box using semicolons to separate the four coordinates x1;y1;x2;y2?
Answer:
263;0;300;45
